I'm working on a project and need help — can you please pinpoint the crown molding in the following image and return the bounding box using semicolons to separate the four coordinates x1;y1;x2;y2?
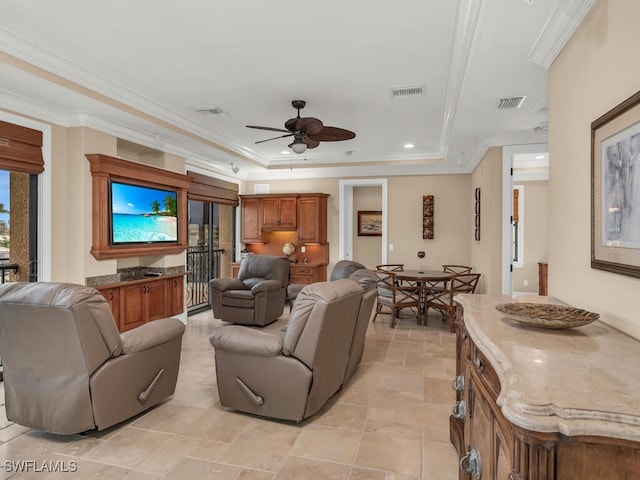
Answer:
439;0;485;158
0;26;269;166
528;0;597;69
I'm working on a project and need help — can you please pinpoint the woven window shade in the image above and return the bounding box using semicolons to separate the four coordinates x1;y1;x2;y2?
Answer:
187;170;239;206
0;121;44;174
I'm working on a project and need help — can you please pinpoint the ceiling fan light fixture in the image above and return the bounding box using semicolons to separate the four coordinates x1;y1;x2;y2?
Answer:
290;140;307;154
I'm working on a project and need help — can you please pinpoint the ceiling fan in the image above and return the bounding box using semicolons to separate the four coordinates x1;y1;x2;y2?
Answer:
247;100;356;154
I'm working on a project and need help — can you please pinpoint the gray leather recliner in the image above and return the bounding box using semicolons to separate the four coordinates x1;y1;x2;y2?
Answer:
0;282;185;435
210;254;290;326
210;279;373;422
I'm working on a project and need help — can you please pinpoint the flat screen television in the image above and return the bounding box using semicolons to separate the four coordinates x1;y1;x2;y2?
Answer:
109;180;178;245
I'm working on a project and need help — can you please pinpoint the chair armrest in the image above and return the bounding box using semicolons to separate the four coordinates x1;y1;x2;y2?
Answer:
120;317;185;355
251;279;284;294
210;325;283;357
210;277;245;292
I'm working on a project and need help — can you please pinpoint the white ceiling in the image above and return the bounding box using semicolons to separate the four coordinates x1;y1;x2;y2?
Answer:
0;0;595;180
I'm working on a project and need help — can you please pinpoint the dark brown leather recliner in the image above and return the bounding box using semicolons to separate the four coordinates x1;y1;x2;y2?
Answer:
0;282;185;435
210;279;374;422
210;254;290;326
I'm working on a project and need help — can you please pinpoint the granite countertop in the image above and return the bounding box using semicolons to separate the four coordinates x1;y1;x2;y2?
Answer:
455;293;640;442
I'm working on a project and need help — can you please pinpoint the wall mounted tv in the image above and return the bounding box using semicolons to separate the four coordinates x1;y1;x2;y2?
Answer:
109;180;178;245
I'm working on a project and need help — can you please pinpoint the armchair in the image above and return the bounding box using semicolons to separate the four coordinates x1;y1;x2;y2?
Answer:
0;282;185;434
210;279;368;422
210;254;290;326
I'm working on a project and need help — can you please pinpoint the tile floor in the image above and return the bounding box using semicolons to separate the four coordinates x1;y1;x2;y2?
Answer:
0;309;459;479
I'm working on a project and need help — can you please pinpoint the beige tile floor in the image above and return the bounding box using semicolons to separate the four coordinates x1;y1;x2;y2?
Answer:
0;309;459;480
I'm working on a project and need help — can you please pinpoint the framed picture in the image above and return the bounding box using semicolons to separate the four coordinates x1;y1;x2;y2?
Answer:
358;210;382;236
422;195;434;239
591;89;640;278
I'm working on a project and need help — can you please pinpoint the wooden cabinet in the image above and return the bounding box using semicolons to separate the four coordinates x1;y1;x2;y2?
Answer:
451;300;640;480
240;193;328;244
262;195;297;230
96;273;185;332
232;262;326;285
297;194;328;244
289;264;326;285
241;196;263;243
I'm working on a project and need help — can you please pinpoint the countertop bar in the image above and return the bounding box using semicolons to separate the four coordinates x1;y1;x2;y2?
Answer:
455;293;640;442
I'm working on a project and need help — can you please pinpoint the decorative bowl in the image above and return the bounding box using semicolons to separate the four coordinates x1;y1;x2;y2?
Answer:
495;303;599;329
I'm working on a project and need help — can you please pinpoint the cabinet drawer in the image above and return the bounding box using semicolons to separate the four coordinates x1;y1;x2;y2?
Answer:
471;345;500;400
291;266;312;275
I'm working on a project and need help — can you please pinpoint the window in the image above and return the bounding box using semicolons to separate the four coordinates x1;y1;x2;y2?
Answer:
512;185;524;267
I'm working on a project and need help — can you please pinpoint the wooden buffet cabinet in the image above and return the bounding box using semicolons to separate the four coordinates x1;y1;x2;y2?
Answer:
96;273;185;332
450;294;640;480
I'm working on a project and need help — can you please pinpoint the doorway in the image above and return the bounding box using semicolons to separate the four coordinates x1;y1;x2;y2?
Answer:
502;144;549;295
186;200;235;313
339;179;388;265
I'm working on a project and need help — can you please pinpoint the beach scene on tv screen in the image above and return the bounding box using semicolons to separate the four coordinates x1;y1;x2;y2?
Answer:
111;182;178;243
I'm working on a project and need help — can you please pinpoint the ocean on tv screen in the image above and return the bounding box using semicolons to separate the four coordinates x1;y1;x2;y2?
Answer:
112;213;177;243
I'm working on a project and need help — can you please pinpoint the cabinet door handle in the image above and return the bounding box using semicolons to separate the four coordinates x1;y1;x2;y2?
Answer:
451;400;466;419
109;291;114;301
452;374;464;392
460;448;481;477
473;357;484;371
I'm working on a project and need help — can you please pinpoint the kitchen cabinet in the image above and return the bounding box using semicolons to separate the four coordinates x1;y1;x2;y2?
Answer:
240;196;263;243
297;194;328;244
96;273;185;332
451;294;640;480
261;195;297;230
289;264;326;285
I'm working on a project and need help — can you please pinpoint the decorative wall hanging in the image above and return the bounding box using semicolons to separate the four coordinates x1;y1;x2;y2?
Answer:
358;210;382;236
422;195;434;239
591;89;640;278
474;187;481;241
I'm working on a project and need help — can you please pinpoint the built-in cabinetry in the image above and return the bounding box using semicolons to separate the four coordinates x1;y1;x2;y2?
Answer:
261;195;297;230
96;273;185;332
450;294;640;480
231;262;326;285
240;193;328;244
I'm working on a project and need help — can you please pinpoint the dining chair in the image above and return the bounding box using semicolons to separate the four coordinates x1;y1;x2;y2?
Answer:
442;264;473;274
425;273;481;331
376;264;404;272
373;270;422;328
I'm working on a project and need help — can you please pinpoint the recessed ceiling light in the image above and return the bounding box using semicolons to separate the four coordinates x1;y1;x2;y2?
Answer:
281;151;289;155
535;154;546;159
404;143;415;149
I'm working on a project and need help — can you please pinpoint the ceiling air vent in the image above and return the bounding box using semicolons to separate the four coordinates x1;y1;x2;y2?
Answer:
391;85;425;100
195;106;227;116
497;96;527;110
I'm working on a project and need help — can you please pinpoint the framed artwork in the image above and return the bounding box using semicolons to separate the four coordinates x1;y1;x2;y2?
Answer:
423;195;434;239
358;210;382;236
474;187;481;241
591;89;640;278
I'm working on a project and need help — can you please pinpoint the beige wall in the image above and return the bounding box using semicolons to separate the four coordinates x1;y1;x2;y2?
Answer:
513;181;549;293
549;0;640;338
245;174;472;274
470;147;503;294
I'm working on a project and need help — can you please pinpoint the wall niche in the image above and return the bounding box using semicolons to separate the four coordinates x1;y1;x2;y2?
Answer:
87;153;191;260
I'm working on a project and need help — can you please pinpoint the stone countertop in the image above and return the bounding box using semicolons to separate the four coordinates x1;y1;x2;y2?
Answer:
455;293;640;442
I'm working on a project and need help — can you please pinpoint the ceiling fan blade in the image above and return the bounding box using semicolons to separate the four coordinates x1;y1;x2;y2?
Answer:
307;126;356;142
247;125;291;133
302;135;320;149
255;133;293;144
284;116;324;135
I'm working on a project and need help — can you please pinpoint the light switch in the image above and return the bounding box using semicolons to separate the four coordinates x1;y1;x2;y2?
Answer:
389;244;394;251
301;245;306;253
